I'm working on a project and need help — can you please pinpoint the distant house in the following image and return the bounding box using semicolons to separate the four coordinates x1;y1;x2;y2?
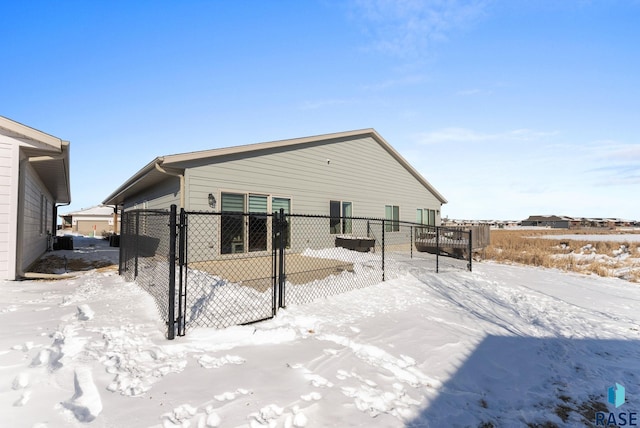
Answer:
521;215;573;229
521;215;629;229
103;129;447;254
60;205;119;236
442;219;521;228
0;116;71;280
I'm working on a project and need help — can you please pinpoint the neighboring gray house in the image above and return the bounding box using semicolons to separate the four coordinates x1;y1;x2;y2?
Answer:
103;129;447;254
0;116;71;280
521;215;574;229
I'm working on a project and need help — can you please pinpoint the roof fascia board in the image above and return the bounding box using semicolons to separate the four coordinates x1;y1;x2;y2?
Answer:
0;116;62;149
101;157;164;205
161;129;376;166
367;130;448;204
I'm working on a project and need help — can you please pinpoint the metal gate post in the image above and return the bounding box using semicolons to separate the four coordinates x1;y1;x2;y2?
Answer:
277;208;286;308
134;211;140;278
468;229;473;272
436;226;440;273
410;225;413;259
168;204;177;340
177;208;186;336
382;220;385;282
119;212;125;275
271;212;278;316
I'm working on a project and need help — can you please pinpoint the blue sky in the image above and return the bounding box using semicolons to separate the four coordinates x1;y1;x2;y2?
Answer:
2;0;639;220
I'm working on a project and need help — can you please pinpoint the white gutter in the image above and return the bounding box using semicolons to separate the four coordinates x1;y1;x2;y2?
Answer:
28;140;71;201
154;160;185;208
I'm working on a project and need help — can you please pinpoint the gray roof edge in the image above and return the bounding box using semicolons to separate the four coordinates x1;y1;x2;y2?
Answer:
101;157;163;205
368;131;448;205
161;129;378;165
103;128;447;205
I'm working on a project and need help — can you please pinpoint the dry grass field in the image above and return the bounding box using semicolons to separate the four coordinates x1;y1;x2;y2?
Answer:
481;229;640;282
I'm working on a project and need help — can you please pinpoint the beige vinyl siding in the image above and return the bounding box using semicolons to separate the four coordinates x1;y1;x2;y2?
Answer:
181;136;442;258
0;141;17;279
186;136;441;220
21;162;53;272
74;220;111;236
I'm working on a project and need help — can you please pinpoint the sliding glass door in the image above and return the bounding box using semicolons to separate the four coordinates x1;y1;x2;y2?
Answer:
221;193;245;254
248;195;268;252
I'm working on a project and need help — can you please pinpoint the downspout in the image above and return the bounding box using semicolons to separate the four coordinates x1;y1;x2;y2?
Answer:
154;161;185;209
54;201;71;244
110;205;119;234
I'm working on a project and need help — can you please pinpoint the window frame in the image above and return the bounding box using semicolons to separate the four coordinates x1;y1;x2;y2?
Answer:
385;205;400;232
329;200;353;234
218;191;293;253
417;208;438;226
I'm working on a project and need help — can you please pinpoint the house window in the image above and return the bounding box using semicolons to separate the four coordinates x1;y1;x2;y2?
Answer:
385;205;399;232
221;192;245;254
330;201;340;234
330;200;353;234
429;209;436;226
417;208;437;226
272;197;291;248
342;202;352;234
248;195;268;252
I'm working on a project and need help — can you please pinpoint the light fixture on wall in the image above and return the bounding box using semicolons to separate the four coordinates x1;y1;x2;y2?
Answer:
208;193;216;209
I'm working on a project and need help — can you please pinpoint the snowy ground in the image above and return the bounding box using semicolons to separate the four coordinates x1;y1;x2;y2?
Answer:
2;237;640;427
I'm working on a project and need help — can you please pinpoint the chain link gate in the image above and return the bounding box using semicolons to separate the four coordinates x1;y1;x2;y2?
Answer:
171;207;291;338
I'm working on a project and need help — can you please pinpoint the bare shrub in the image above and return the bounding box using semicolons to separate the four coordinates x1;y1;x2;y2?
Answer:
585;261;611;277
629;269;640;283
485;230;640;280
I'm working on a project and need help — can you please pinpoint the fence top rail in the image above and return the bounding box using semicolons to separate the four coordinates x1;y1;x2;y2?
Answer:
124;209;171;215
125;209;473;236
184;210;389;222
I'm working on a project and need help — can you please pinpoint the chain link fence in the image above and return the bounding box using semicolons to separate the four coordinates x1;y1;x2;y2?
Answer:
119;206;476;338
278;214;386;307
120;210;174;323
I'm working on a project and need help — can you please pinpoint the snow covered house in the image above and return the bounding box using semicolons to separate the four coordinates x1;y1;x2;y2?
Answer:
59;205;119;236
0;116;71;280
102;129;447;253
